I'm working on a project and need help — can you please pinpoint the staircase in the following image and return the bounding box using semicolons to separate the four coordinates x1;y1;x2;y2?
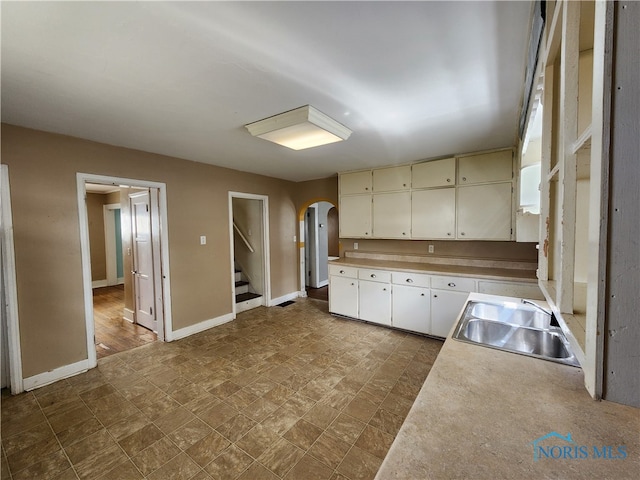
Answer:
235;267;262;312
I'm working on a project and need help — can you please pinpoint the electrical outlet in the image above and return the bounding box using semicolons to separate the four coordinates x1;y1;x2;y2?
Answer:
354;242;359;250
200;235;207;245
428;244;434;253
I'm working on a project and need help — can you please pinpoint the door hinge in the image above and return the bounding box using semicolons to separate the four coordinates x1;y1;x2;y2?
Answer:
150;307;153;315
146;205;149;212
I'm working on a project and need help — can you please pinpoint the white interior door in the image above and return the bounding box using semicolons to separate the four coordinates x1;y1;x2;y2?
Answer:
130;191;157;332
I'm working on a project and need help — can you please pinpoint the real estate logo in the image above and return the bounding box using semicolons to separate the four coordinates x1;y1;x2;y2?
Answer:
530;432;627;461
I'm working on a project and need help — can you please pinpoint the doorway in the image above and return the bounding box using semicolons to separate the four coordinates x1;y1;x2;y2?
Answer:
229;192;271;315
78;174;172;369
301;201;338;300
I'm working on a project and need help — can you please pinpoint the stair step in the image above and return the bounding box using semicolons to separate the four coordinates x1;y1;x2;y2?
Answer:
235;280;249;287
236;292;262;303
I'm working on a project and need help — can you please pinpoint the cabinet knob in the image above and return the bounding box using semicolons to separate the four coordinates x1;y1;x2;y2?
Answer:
447;178;451;183
406;278;413;283
351;283;355;286
340;270;345;274
447;232;452;236
448;282;456;287
462;177;467;181
365;187;369;190
433;294;438;298
402;232;406;235
365;232;369;235
403;183;407;187
460;232;465;236
370;274;376;278
421;293;425;296
383;288;387;291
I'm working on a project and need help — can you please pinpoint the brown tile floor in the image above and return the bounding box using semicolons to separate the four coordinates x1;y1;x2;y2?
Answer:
1;298;442;480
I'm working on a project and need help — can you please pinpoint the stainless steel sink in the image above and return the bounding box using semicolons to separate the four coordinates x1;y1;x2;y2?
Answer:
452;301;580;367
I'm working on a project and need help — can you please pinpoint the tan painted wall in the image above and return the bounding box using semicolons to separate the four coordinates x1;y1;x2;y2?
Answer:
86;193;107;281
2;124;301;377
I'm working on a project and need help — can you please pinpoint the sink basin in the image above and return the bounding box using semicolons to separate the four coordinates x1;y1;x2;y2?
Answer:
452;301;579;367
468;302;551;329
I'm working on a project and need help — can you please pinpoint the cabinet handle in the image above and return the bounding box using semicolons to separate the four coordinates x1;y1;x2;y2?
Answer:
448;282;456;287
370;274;376;278
340;270;345;274
406;278;413;283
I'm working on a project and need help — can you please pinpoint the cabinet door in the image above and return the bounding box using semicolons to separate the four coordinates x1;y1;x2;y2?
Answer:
372;192;411;239
359;280;391;326
457;183;512;240
430;289;469;337
340;171;372;195
458;150;513;184
339;195;372;238
329;275;358;318
373;166;411;192
411;188;456;239
392;285;431;334
412;158;456;188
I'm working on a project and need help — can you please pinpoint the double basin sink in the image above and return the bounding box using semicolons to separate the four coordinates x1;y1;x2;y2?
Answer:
452;300;580;367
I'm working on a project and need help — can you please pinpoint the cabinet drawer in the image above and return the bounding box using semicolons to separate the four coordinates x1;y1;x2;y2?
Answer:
392;272;430;288
358;268;391;283
329;265;358;278
431;276;476;292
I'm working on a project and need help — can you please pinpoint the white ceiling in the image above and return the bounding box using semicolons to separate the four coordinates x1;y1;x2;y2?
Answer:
1;1;533;182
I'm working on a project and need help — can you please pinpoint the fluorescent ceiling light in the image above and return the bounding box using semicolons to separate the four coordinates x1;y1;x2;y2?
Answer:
245;105;352;150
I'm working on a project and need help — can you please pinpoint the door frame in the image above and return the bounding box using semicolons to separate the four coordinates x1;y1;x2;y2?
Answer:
77;173;172;370
228;191;271;316
1;165;24;394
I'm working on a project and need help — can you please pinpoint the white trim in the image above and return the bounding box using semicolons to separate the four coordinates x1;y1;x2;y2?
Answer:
316;279;329;288
92;279;108;288
1;165;24;394
171;313;234;341
269;291;301;307
77;173;173;363
228;192;271;318
123;308;135;323
23;359;89;391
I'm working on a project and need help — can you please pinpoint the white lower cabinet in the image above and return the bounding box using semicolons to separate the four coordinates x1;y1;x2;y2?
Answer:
359;279;392;326
431;289;470;337
392;284;431;334
329;275;358;318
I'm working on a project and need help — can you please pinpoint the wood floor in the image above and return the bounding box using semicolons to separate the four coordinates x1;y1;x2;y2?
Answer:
306;285;328;301
93;285;156;359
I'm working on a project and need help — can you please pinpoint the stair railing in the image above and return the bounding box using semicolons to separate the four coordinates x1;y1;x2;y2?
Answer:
233;221;255;253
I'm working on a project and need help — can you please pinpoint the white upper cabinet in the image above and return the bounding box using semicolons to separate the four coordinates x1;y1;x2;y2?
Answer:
339;194;371;238
458;149;513;184
341;170;372;195
373;192;411;238
373;166;411;192
411;188;456;239
412;158;456;189
457;183;512;240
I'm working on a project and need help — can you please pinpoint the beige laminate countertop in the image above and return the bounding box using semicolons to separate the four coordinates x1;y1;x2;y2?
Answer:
375;294;640;480
329;257;537;283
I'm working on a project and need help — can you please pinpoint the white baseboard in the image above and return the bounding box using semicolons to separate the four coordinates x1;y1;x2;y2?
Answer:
317;279;329;288
170;313;234;341
92;279;108;288
123;308;135;323
23;359;89;391
269;291;301;306
117;277;124;285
